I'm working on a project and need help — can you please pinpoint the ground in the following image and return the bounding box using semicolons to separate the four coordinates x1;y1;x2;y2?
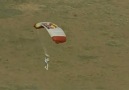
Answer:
0;0;129;90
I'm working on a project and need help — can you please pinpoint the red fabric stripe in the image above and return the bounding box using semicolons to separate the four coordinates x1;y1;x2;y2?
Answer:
52;36;66;44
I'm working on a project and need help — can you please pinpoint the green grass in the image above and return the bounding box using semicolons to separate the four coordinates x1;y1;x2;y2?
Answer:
106;40;122;47
0;85;39;90
78;55;99;60
0;8;22;18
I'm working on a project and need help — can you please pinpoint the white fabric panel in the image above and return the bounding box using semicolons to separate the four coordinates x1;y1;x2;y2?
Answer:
41;22;66;37
46;27;66;37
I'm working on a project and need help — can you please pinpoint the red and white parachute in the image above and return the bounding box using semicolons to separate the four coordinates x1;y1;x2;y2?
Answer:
34;22;66;44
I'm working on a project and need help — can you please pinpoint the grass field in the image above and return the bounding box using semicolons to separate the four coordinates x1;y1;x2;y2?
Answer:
0;0;129;90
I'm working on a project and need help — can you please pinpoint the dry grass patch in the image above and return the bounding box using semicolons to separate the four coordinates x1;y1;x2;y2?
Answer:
12;2;46;12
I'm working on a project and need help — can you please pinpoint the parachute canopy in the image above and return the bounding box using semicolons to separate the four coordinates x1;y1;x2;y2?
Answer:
34;22;66;44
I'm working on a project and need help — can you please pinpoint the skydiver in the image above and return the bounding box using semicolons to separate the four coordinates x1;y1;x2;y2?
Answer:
44;54;50;70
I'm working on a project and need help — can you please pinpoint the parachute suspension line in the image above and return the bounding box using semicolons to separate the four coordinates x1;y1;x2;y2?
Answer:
34;29;50;70
34;29;48;55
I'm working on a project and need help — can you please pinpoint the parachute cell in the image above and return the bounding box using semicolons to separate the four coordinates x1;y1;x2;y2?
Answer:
34;22;66;44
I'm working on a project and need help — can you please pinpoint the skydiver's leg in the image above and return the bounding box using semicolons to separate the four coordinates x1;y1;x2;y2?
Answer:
47;63;49;70
45;64;48;70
